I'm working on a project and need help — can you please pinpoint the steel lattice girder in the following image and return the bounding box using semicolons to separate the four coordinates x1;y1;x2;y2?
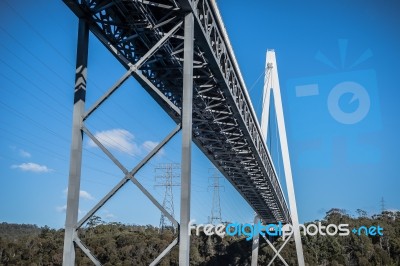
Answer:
63;0;290;224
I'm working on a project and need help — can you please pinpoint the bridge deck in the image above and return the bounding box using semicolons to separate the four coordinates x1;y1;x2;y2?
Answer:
64;0;290;223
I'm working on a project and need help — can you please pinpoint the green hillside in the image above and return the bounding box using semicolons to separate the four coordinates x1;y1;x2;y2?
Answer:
0;210;399;265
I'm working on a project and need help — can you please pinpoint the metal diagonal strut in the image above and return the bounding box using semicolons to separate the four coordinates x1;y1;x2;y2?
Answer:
76;124;181;229
83;18;182;117
83;69;133;120
74;234;102;266
71;124;181;264
134;70;181;115
134;20;183;70
263;233;292;266
83;20;184;120
150;237;179;266
82;125;128;174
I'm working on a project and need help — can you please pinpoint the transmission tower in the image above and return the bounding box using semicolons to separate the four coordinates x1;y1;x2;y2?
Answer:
381;197;385;213
208;168;224;224
155;163;180;232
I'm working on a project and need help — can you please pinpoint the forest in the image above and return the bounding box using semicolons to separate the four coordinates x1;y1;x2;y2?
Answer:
0;209;399;265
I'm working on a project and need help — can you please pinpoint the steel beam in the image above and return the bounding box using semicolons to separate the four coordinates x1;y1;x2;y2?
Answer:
76;124;181;229
84;20;182;117
83;69;133;120
150;238;179;266
134;20;183;69
82;125;128;174
261;235;289;266
74;235;102;266
251;215;260;266
265;233;292;266
179;12;194;266
63;18;89;266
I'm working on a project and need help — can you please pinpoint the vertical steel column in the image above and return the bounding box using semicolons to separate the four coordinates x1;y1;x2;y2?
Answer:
63;18;89;266
179;12;194;266
251;215;260;266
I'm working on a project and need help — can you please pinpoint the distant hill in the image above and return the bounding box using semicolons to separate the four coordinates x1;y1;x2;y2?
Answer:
0;210;399;265
0;222;41;240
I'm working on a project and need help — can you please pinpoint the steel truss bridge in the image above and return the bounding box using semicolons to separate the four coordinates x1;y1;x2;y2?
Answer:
62;0;298;265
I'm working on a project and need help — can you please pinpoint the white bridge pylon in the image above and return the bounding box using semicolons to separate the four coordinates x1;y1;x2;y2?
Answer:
255;50;305;266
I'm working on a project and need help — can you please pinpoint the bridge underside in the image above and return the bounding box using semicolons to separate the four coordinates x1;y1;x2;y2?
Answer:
64;0;290;224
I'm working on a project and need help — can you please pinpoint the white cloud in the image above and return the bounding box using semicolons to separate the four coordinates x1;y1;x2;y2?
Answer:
10;146;32;158
56;205;82;214
102;210;116;220
88;129;139;156
56;205;67;212
141;140;165;156
19;149;31;158
104;213;115;219
63;187;94;200
11;162;53;173
87;128;167;157
80;190;95;200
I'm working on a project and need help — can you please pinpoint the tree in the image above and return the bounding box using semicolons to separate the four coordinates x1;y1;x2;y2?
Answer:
87;215;103;228
1;210;400;265
356;209;368;218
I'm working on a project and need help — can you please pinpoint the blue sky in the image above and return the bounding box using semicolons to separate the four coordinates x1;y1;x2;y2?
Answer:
0;0;399;229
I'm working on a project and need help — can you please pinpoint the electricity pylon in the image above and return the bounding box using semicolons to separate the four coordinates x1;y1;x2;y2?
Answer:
155;163;180;232
208;168;224;224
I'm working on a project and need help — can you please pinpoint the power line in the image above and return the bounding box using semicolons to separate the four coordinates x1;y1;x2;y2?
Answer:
0;58;71;115
3;0;74;66
0;0;263;228
0;3;192;173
